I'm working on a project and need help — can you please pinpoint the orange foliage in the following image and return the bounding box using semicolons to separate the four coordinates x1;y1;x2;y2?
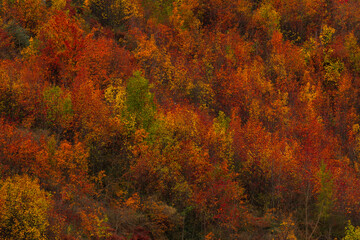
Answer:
3;0;360;238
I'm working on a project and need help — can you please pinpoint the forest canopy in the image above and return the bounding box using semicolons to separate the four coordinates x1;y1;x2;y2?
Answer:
1;0;360;239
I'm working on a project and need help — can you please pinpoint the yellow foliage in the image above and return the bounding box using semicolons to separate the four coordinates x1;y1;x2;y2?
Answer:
50;0;67;10
135;34;159;63
0;175;50;240
105;78;126;115
121;0;143;19
277;215;297;240
254;3;280;34
164;107;201;142
320;25;336;47
21;37;39;58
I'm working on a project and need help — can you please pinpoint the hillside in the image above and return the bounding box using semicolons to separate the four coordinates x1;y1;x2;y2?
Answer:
1;0;360;239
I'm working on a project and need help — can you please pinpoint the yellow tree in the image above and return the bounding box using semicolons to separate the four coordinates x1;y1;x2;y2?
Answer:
0;175;50;240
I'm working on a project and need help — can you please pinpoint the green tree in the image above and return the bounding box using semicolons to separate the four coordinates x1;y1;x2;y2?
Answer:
88;0;127;28
317;162;334;221
125;71;156;131
142;0;175;22
307;162;335;240
42;86;73;133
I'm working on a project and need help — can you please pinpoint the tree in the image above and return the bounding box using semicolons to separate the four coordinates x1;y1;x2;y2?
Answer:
125;71;156;131
1;0;48;34
343;221;360;240
38;11;85;86
87;0;128;28
42;86;73;134
0;175;50;240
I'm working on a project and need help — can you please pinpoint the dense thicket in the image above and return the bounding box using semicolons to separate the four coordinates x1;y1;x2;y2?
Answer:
1;0;360;239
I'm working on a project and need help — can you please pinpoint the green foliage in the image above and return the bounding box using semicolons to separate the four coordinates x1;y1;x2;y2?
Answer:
317;162;334;221
43;86;73;131
181;206;203;240
5;20;30;48
345;33;360;74
0;70;18;118
343;221;360;240
48;0;66;10
256;3;280;35
0;67;28;122
302;37;317;63
213;111;234;167
323;58;344;90
0;175;50;240
125;71;155;131
142;0;175;22
89;0;127;29
214;111;230;134
321;25;343;91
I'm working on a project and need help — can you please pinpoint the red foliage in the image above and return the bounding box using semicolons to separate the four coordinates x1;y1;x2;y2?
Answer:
3;0;360;238
131;227;153;240
38;11;85;86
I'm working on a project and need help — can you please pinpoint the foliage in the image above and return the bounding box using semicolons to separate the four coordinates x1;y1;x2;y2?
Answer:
343;221;360;240
320;25;336;47
87;0;130;28
5;20;30;48
2;0;360;238
125;71;155;131
0;0;47;34
255;3;281;35
42;86;73;132
317;162;334;221
0;175;50;240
